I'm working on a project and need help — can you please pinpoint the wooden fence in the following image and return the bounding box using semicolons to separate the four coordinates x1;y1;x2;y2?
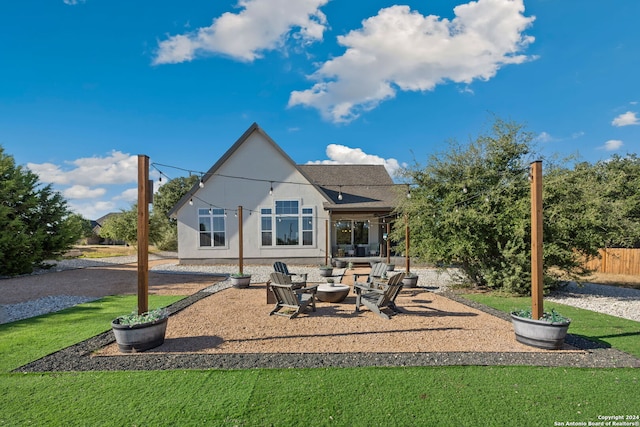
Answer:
583;248;640;276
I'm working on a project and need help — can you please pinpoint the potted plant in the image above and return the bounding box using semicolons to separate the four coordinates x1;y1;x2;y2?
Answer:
230;272;251;288
402;272;419;288
111;308;168;353
326;278;335;286
334;259;347;268
386;264;395;272
319;265;334;277
510;308;571;350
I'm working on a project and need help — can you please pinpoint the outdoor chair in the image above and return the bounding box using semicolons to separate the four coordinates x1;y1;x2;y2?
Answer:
268;272;318;319
273;261;307;288
354;272;405;319
353;262;387;289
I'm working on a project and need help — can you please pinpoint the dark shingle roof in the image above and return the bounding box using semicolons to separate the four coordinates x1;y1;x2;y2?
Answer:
298;164;402;211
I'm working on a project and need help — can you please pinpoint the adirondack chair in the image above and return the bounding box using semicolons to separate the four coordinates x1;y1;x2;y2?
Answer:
268;272;318;319
354;272;405;319
353;262;387;289
273;261;307;288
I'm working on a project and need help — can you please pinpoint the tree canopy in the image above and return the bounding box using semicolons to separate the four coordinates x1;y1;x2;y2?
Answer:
98;175;197;250
394;118;638;294
0;146;81;275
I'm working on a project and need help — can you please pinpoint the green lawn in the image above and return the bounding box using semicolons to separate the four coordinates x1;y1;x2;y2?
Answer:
0;295;638;426
0;295;182;372
462;293;640;358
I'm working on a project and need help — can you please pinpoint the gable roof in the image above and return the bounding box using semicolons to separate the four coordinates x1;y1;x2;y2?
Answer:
168;123;402;217
298;164;401;212
168;122;322;217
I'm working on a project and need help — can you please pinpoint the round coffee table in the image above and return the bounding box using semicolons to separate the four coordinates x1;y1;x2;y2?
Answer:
315;283;350;303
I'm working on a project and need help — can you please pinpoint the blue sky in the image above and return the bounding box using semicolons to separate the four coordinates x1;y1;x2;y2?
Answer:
1;0;638;220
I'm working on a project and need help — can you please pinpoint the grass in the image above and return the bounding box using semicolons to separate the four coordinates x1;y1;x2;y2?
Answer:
1;367;638;425
462;293;640;358
0;295;182;372
0;294;638;425
64;244;166;259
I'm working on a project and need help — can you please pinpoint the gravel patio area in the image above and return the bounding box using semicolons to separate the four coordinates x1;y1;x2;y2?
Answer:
6;259;639;371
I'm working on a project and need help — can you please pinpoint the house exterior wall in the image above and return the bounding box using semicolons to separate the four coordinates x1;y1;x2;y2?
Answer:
175;131;330;264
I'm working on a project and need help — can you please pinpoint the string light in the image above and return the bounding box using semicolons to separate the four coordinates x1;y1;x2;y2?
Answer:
153;160;531;226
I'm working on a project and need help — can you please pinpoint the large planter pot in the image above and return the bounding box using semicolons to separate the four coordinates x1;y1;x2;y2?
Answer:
231;275;251;288
319;268;333;277
510;313;570;350
402;275;419;288
386;264;395;272
334;259;347;268
111;317;168;353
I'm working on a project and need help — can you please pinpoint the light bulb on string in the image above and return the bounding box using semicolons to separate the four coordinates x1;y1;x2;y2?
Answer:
269;182;273;196
199;177;204;188
338;186;343;201
189;198;194;206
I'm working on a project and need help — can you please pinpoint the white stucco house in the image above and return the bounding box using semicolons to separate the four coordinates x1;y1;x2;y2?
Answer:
168;123;404;265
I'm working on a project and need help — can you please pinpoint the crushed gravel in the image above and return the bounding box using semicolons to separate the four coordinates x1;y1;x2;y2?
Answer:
4;256;640;371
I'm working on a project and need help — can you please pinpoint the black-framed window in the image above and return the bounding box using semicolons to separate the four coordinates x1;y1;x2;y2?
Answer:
198;208;226;247
261;201;314;246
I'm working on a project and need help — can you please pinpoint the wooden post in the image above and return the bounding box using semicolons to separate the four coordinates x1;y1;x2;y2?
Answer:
531;160;543;320
386;222;391;264
238;206;243;275
137;155;149;315
325;219;329;265
405;214;410;273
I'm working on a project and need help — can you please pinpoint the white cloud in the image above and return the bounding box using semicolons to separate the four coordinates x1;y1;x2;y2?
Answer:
601;139;624;151
153;0;329;64
535;132;555;143
307;144;406;176
27;150;137;186
69;200;117;220
289;0;535;123
116;188;139;203
26;151;139;219
62;185;106;200
611;111;639;127
63;0;85;4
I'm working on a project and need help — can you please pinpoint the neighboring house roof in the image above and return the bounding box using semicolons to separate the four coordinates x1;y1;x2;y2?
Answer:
298;164;402;212
91;213;122;238
168;123;403;216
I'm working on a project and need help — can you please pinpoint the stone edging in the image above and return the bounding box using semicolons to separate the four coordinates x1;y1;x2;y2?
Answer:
15;287;640;372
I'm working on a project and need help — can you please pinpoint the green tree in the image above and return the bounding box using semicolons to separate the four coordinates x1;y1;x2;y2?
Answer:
151;175;198;251
152;175;198;218
99;206;164;247
99;175;196;250
65;213;95;242
0;146;81;275
395;118;616;294
589;154;640;248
